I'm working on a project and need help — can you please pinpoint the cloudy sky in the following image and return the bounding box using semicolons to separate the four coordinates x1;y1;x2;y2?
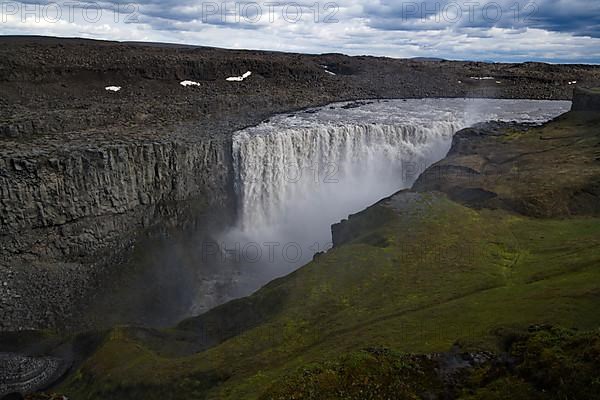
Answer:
1;0;599;63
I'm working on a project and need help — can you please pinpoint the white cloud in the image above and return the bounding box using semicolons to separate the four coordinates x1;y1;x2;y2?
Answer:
1;0;599;63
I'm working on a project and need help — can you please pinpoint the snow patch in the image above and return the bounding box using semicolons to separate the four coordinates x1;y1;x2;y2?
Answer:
180;80;201;87
470;76;495;80
105;86;121;92
568;80;577;85
226;71;252;82
321;65;336;76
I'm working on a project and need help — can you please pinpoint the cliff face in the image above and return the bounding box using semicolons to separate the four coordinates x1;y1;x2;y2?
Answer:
0;138;232;259
411;115;600;218
571;87;600;111
0;137;235;330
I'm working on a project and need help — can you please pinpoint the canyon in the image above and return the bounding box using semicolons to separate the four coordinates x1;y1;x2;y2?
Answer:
1;89;598;399
2;37;600;331
1;37;600;399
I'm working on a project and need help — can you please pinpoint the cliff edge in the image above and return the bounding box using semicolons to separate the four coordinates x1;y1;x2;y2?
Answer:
571;87;600;112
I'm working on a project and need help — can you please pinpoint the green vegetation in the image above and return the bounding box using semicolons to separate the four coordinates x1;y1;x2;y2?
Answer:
58;198;600;399
462;326;600;400
262;327;600;400
262;348;443;399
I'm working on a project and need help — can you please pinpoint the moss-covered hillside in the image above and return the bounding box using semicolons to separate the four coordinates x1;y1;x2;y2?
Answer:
16;109;600;399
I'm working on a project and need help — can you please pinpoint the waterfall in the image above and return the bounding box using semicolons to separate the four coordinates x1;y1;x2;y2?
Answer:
232;120;461;235
218;98;570;290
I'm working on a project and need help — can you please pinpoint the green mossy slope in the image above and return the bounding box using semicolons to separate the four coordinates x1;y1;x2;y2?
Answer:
263;326;600;400
57;112;600;399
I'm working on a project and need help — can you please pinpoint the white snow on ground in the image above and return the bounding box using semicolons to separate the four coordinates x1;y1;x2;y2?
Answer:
226;71;252;82
470;76;495;80
568;81;578;85
496;81;502;84
105;86;121;92
180;80;201;87
321;65;336;76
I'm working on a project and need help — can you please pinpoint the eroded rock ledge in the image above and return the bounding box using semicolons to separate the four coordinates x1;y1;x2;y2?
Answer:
0;138;234;331
571;87;600;111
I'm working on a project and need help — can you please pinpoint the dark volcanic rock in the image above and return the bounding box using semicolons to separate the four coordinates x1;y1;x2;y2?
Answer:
413;114;600;217
0;353;69;398
0;136;235;331
571;87;600;111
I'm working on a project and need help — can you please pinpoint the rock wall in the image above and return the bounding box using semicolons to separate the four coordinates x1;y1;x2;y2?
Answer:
571;87;600;112
0;352;69;398
0;136;235;331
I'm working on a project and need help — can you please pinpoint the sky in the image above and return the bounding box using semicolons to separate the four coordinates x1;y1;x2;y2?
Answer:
1;0;599;63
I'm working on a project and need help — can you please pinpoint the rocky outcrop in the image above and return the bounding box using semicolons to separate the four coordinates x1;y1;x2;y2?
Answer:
412;115;600;217
571;87;600;112
0;136;235;331
0;138;232;259
0;353;69;398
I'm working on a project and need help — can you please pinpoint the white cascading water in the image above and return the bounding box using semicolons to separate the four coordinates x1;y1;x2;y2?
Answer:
232;121;460;232
213;98;570;300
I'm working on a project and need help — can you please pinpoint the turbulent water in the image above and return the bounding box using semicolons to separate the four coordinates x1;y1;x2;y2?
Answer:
207;98;570;307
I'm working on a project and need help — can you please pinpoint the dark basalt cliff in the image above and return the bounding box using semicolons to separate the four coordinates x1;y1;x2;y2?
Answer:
0;138;234;330
2;36;600;331
571;87;600;111
1;139;232;257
